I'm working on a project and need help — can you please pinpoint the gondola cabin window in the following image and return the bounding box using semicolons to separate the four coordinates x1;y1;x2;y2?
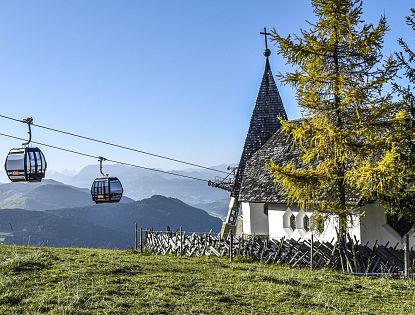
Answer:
5;147;46;182
91;177;123;204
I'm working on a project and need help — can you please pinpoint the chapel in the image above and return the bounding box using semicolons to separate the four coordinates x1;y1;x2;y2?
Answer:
221;30;414;249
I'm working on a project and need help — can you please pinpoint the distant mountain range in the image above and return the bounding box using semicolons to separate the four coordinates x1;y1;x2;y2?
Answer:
0;163;230;248
193;201;230;219
47;163;231;208
0;179;134;210
0;195;222;249
0;164;232;216
0;208;129;248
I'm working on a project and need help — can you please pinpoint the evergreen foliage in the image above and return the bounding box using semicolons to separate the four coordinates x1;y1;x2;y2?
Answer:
380;8;415;223
396;8;415;105
266;0;412;231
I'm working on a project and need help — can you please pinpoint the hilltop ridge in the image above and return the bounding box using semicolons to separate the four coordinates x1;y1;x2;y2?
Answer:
0;194;222;248
0;245;414;314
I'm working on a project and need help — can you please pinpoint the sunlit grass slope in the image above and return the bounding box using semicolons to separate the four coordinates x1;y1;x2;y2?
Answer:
0;245;415;314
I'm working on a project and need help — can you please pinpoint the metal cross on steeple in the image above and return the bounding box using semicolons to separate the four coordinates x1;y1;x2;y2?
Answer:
260;27;272;57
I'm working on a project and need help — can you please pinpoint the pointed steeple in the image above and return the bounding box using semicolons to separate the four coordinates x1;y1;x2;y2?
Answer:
231;39;287;199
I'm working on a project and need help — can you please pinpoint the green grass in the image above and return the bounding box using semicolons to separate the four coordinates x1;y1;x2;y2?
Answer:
0;246;415;314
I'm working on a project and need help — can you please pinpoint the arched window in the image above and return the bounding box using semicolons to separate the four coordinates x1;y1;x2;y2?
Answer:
290;214;296;230
303;215;310;232
310;214;325;234
283;207;295;236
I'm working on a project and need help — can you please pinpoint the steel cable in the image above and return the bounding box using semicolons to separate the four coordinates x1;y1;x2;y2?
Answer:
0;132;209;182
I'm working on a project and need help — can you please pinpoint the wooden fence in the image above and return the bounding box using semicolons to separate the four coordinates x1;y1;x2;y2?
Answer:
135;226;415;276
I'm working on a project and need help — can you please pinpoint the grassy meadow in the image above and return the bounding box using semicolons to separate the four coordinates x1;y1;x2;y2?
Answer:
0;245;414;314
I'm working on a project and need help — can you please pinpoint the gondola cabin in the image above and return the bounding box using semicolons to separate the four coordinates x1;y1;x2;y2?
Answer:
91;177;123;203
5;147;47;182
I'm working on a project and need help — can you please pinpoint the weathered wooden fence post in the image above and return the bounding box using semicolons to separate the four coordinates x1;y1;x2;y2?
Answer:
240;233;244;257
250;233;255;259
310;233;314;269
229;230;234;262
179;226;183;256
404;234;410;278
140;227;143;254
134;223;138;250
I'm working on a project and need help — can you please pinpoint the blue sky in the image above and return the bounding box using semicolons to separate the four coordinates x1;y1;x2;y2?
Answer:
0;0;413;176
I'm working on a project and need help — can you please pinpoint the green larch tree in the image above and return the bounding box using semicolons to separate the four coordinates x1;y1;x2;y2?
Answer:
266;0;413;235
396;8;415;106
380;8;415;225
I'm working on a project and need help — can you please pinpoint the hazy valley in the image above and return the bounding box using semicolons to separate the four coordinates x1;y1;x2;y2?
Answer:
0;164;229;248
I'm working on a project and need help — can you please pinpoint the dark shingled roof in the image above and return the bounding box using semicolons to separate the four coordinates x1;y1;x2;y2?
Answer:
232;57;287;199
238;128;295;203
239;123;361;205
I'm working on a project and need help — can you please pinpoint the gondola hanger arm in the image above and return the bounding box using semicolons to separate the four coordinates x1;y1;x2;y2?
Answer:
98;156;108;177
22;117;33;147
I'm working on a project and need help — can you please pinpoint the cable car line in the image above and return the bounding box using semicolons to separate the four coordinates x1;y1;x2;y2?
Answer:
0;132;210;183
0;113;229;175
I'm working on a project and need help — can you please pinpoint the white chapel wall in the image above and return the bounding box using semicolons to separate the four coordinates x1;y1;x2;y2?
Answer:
241;202;269;236
268;204;340;242
268;204;287;239
359;202;415;249
267;204;361;243
242;201;415;248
